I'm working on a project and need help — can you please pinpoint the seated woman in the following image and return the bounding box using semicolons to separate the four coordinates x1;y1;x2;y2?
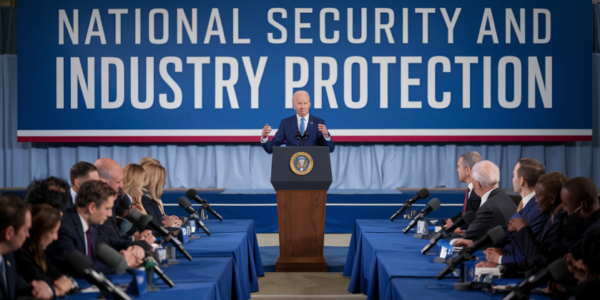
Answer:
141;163;182;231
15;204;74;297
123;164;146;214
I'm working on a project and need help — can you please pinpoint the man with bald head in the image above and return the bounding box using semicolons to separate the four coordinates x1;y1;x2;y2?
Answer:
452;160;517;243
261;90;335;154
94;158;155;246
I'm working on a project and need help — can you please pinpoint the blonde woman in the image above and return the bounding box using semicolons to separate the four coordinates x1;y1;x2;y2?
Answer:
141;163;182;229
139;157;161;168
122;164;147;214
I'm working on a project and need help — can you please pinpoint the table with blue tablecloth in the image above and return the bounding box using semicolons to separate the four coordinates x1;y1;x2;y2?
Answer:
68;282;220;300
178;231;256;299
384;277;551;300
202;219;264;277
344;219;419;277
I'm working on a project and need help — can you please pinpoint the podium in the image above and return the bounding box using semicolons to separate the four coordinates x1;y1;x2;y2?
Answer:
271;147;332;272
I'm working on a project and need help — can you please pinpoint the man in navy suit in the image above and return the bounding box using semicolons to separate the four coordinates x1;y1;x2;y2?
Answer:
481;158;548;267
261;90;335;154
0;197;53;299
64;161;100;212
46;180;144;276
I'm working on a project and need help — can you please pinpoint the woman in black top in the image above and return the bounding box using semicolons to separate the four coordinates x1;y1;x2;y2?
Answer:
15;204;73;297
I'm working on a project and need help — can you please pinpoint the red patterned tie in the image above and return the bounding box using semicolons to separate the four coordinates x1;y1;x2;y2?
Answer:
462;188;470;214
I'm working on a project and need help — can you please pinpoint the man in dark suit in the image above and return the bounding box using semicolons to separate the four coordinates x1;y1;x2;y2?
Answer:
94;158;155;246
452;160;517;244
64;161;100;212
561;177;600;258
446;151;482;233
261;90;335;154
479;158;548;267
45;180;144;276
0;197;52;300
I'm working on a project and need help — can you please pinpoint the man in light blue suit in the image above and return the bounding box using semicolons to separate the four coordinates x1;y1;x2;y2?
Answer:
261;91;335;154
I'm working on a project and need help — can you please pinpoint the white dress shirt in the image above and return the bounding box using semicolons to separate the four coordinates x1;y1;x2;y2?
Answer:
261;113;331;143
78;213;90;256
467;182;474;198
70;188;77;205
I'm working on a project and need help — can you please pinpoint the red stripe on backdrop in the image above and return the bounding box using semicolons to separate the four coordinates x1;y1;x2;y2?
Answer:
17;135;592;143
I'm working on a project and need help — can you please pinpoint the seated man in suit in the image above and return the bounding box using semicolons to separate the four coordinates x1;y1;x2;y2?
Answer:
94;158;155;246
65;162;100;211
480;158;549;267
0;196;53;300
45;180;144;276
445;151;482;234
451;160;517;244
261;90;335;154
561;177;600;258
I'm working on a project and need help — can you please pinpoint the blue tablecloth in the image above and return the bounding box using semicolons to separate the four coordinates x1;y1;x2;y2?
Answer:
344;220;412;277
178;232;256;299
369;252;459;300
73;257;234;300
203;219;264;277
384;277;551;300
348;231;432;295
68;282;219;300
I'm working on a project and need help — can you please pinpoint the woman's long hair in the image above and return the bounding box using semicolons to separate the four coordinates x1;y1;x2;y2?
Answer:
123;164;147;214
139;157;161;168
25;204;61;272
142;163;166;215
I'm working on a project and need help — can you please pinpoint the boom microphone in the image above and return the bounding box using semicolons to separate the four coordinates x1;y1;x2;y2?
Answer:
436;226;505;280
503;258;569;300
96;243;129;275
186;189;224;221
145;255;175;288
66;251;132;300
421;211;476;255
390;188;430;221
402;198;441;234
137;215;192;261
178;197;211;235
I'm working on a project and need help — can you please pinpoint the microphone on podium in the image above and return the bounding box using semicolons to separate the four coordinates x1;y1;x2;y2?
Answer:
390;188;430;221
421;211;476;255
295;132;304;147
302;131;309;142
402;198;441;234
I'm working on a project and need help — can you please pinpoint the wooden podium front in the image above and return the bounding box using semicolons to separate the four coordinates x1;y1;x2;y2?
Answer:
270;147;332;272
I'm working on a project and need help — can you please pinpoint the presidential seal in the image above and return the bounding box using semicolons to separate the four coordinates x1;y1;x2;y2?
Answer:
290;152;314;175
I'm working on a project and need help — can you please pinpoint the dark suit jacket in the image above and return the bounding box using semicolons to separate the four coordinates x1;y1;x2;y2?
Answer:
262;115;335;154
45;208;131;276
463;188;517;240
497;197;549;265
0;252;31;300
568;208;600;259
114;194;131;218
141;195;164;237
451;188;482;229
15;247;63;288
507;210;567;275
63;190;74;212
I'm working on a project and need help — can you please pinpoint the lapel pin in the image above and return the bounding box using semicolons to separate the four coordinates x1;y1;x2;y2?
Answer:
310;122;313;124
7;261;11;267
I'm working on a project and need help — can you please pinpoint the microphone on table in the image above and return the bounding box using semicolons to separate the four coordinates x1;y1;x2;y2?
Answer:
186;189;223;221
435;226;505;280
402;198;441;234
97;243;176;289
126;209;147;232
178;196;211;235
503;258;569;300
134;214;193;261
421;211;476;255
66;250;132;300
390;188;430;221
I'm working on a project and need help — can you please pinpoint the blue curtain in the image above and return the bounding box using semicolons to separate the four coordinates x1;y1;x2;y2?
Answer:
2;6;599;190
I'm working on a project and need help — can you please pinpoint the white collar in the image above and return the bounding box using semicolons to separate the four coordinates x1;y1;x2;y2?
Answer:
521;191;536;209
70;188;77;204
297;113;309;122
480;187;497;206
467;182;474;197
78;212;89;234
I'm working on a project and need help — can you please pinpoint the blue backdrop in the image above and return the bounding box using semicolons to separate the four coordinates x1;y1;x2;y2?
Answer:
16;0;592;142
1;4;599;189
